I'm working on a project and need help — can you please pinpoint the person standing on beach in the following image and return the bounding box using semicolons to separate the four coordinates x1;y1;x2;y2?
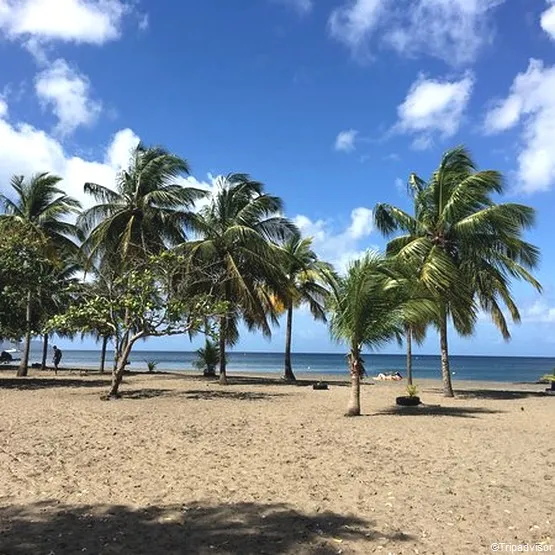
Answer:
52;346;62;374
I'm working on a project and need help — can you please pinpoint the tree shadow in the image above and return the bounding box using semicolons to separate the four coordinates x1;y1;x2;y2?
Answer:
0;377;111;390
120;389;286;401
0;501;414;554
373;405;504;418
155;373;354;388
454;388;549;400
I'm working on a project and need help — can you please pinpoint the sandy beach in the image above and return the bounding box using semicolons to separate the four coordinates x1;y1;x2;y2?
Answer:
0;370;553;554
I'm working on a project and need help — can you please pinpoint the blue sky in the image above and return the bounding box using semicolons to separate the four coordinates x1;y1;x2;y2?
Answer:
1;0;555;356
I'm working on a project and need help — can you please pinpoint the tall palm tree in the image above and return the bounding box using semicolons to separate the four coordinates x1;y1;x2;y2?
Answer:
327;252;406;416
375;147;541;397
79;144;204;266
279;233;334;381
184;174;296;384
0;173;81;376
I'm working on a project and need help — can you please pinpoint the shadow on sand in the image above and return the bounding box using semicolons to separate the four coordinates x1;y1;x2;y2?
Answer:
0;377;112;390
121;388;287;401
0;501;414;554
373;404;504;418
453;388;548;400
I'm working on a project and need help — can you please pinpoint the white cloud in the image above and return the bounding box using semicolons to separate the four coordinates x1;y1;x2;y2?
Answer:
328;0;504;65
523;300;555;324
396;73;474;149
348;207;373;239
329;0;385;57
484;59;555;193
334;129;358;152
35;59;101;135
0;0;132;45
0;98;7;118
294;207;374;271
0;97;139;208
541;1;555;40
275;0;313;14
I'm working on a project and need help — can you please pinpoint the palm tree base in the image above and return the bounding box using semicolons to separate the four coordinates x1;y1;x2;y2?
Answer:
219;373;228;385
344;407;361;417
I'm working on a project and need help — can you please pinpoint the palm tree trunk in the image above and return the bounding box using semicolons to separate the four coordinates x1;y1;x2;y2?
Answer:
41;333;49;371
219;316;228;385
17;291;32;377
99;335;108;374
406;327;413;386
440;308;454;397
284;304;296;381
346;350;362;416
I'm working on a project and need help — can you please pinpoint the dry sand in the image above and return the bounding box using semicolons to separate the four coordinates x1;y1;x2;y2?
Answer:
0;370;553;555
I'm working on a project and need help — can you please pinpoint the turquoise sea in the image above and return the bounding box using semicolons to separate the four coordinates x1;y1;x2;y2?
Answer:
30;349;555;383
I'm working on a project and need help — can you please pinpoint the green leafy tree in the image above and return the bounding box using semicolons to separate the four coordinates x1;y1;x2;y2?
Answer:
0;173;81;375
49;252;226;398
375;147;541;397
184;174;296;385
278;233;334;381
79;144;204;266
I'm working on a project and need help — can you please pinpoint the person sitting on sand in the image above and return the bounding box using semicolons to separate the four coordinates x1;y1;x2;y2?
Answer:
0;351;13;364
52;345;62;374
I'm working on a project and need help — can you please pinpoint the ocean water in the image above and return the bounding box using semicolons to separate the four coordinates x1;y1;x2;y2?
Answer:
29;349;555;383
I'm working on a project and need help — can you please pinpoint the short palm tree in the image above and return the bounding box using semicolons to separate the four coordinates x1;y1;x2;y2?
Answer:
184;174;296;384
384;257;435;386
279;233;334;381
375;147;541;397
328;252;406;416
79;144;204;266
193;338;220;377
0;172;81;375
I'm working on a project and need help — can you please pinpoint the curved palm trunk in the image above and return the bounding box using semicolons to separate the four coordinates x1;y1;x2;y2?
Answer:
41;333;49;371
440;309;454;397
346;349;362;416
406;327;413;387
219;316;228;385
99;335;108;374
17;291;32;377
283;304;296;381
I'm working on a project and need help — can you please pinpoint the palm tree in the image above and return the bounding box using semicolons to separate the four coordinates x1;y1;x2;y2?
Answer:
375;147;541;397
383;258;434;387
328;252;406;416
0;173;81;376
193;339;220;377
184;174;296;385
79;144;204;266
279;233;334;381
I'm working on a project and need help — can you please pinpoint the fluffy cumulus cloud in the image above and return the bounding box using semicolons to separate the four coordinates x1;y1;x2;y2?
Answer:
522;300;555;324
484;59;555;193
329;0;504;65
35;59;101;135
294;207;374;271
0;0;131;45
541;1;555;40
0;96;139;208
334;129;358;152
395;73;474;149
